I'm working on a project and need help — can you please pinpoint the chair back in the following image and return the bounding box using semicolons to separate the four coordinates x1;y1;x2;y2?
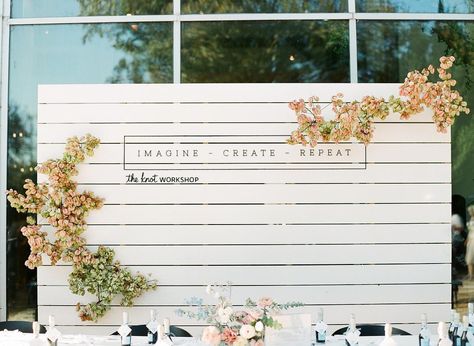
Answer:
170;325;192;337
111;324;192;337
332;324;411;336
0;321;47;334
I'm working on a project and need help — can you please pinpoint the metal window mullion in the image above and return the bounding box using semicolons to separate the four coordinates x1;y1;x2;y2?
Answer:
0;0;11;322
8;12;354;26
355;12;474;20
8;12;474;26
9;14;175;25
173;0;181;84
179;13;352;21
348;0;357;83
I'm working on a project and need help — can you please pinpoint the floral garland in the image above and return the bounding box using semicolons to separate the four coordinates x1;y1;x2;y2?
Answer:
287;56;470;147
6;134;157;321
176;284;303;346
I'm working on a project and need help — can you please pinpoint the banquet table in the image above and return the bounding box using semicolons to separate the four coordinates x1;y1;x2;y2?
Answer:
0;333;196;346
0;334;433;346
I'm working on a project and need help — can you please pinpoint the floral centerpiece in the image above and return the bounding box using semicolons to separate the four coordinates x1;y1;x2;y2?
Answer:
176;284;303;346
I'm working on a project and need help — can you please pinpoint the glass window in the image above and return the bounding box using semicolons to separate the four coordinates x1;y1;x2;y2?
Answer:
357;20;474;199
182;21;350;82
356;0;474;13
11;0;173;18
7;22;172;320
181;0;348;14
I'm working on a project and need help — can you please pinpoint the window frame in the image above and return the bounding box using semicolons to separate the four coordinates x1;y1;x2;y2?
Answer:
1;0;474;320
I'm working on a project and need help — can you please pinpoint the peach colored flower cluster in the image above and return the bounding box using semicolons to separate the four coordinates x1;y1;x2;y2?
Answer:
20;224;51;269
7;180;48;214
221;327;238;344
8;135;103;267
288;56;470;147
6;134;156;322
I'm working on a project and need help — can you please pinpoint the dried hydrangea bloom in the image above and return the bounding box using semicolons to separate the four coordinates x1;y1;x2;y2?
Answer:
288;56;470;147
6;134;156;322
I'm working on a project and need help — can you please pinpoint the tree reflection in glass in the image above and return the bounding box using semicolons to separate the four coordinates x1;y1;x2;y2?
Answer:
6;23;172;319
357;20;474;200
182;21;350;82
356;0;474;13
12;0;172;18
79;23;173;83
6;105;36;320
181;0;347;13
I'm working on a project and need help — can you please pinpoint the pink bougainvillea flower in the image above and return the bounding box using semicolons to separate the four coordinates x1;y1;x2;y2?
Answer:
287;56;469;148
6;134;156;322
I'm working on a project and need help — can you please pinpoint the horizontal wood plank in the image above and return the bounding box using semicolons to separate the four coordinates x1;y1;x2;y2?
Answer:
38;103;436;124
62;184;450;204
38;83;403;104
36;163;451;184
37;264;452;286
39;223;450;245
38;203;450;225
38;284;451;306
40;244;450;266
37;123;450;143
37;143;451;164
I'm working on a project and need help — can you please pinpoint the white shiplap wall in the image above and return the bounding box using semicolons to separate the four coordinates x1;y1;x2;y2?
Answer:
36;84;451;336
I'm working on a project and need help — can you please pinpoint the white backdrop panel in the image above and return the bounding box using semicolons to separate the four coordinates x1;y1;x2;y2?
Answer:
36;83;451;333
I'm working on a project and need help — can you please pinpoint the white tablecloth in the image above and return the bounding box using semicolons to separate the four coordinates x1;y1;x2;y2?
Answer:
0;332;198;345
0;333;429;346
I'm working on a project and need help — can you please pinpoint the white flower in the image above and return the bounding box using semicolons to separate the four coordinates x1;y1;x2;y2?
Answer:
255;321;264;332
233;336;249;346
214;291;221;299
239;324;256;339
206;285;212;295
217;306;233;324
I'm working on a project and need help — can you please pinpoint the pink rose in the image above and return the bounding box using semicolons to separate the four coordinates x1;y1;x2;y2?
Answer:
202;326;221;346
221;327;238;344
257;297;273;308
244;309;262;323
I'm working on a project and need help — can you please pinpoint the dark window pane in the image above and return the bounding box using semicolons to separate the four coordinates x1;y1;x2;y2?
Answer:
357;19;474;204
7;22;172;320
182;21;350;82
356;0;474;13
11;0;172;18
181;0;347;14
